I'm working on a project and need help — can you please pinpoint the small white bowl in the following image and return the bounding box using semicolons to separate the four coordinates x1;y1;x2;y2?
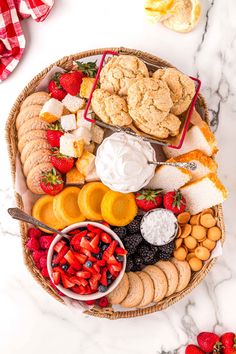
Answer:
47;221;126;301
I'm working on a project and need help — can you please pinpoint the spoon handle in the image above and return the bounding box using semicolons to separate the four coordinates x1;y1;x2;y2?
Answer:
8;208;68;238
149;161;197;171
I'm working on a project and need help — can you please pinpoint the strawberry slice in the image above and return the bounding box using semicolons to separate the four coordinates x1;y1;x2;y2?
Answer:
53;245;69;264
89;276;99;292
59;257;67;265
96;259;105;267
93;263;100;273
70;276;88;287
54;240;66;253
100;268;108;286
67;266;76;275
106;255;120;266
88;255;98;262
53;266;65;275
83;264;97;275
74;253;87;264
52;271;61;285
110;263;122;272
71;231;87;245
84;286;93;294
115;247;127;256
108;264;120;278
64;250;82;270
87;224;99;233
61;274;75;288
103;240;117;260
90;234;100;250
71;285;86;294
76;271;91;279
101;232;112;244
80;237;94;252
69;229;81;235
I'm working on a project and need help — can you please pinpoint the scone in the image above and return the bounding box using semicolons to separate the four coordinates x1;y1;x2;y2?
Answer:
153;68;195;115
171;258;191;292
18;130;47;153
91;88;132;126
120;272;144;308
143;265;168;302
127;78;173;135
18;118;49;139
137;271;155;307
23;149;51;177
107;273;129;305
21;92;50;110
155;261;179;296
27;162;53;194
100;55;149;96
21;139;51;164
16;105;42;129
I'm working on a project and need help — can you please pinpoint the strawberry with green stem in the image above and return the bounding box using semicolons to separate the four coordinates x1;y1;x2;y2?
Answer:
163;190;186;214
50;148;74;174
46;122;64;147
76;61;98;77
48;72;67;101
135;189;163;212
40;168;64;196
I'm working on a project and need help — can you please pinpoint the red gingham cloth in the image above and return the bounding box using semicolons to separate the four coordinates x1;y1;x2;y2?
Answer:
0;0;54;83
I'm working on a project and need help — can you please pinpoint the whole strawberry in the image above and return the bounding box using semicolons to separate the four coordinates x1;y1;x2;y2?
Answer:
223;349;236;354
46;123;64;147
59;71;83;96
163;190;186;214
50;148;74;174
185;344;205;354
48;72;67;101
40;168;64;196
135;189;163;211
221;333;236;352
0;40;6;55
197;332;221;353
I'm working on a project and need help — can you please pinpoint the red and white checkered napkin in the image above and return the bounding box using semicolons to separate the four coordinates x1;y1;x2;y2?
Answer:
0;0;54;83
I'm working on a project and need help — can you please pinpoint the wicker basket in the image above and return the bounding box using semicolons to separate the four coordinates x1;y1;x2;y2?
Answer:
5;47;225;319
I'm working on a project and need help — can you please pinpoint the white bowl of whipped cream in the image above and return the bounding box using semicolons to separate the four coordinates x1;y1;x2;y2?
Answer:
95;132;156;193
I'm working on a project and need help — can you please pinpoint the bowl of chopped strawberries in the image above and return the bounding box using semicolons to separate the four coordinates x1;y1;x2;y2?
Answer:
47;221;127;300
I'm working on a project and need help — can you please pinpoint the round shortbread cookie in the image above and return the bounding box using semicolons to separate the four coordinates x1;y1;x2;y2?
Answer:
18;130;47;153
155;261;179;297
21;139;51;164
16;105;42;130
23;149;51;177
18;118;49;139
171;258;191;292
107;273;129;305
27;162;53;194
21;91;50;110
143;265;168;302
136;271;155;308
120;272;144;308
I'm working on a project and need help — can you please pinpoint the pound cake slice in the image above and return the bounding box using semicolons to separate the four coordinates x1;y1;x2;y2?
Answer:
180;173;228;215
163;122;218;158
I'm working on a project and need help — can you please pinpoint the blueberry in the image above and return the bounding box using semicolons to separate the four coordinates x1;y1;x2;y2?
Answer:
85;260;93;268
96;252;103;260
85;236;90;240
107;271;113;279
98;285;108;293
115;255;124;262
98;241;103;248
61;264;69;271
107;278;113;286
102;244;109;251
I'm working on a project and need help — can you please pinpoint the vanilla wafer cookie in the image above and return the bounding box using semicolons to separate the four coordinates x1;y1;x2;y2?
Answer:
23;149;51;177
16;105;42;130
107;273;129;305
18;118;49;139
143;265;168;302
171;258;191;292
21;139;51;164
120;272;144;308
27;162;53;194
155;261;179;297
18;130;47;153
136;271;154;307
21;92;50;110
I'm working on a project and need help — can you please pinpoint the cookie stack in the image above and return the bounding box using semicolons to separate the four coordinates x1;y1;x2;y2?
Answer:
17;91;53;194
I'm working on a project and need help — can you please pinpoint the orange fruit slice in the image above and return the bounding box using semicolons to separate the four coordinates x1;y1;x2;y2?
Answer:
78;182;110;221
53;186;86;225
101;191;137;226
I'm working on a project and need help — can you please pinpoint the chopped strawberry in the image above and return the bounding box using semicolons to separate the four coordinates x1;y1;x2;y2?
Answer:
71;231;87;245
87;224;98;233
41;267;50;278
59;71;83;96
100;221;110;228
74;253;87;264
88;255;98;263
52;245;69;264
67;266;76;275
90;234;100;250
70;276;88;287
103;240;117;260
96;259;105;267
93;263;100;273
100;268;108;286
59;257;67;265
101;232;112;244
76;271;91;279
115;247;127;256
61;274;75;288
54;240;66;253
39;236;53;250
80;248;92;257
26;237;40;251
106;255;120;266
52;266;65;275
83;265;97;275
68;228;82;235
89;276;99;292
64;250;82;270
52;271;60;285
71;285;83;294
28;228;42;238
108;264;120;278
80;237;94;252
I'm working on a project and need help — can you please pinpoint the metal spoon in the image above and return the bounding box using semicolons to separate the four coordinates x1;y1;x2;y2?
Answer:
8;208;70;239
148;161;197;171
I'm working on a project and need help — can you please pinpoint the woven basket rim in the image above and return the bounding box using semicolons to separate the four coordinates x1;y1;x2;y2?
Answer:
5;47;225;320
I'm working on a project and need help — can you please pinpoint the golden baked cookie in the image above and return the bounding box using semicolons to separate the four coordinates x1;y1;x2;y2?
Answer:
18;118;49;139
107;273;129;305
100;55;149;96
18;130;47;153
155;261;179;297
127;78;173;135
27;162;53;194
23;149;51;177
91;88;132;126
21;91;50;110
153;68;195;115
21;139;51;164
120;272;144;308
16;105;42;130
171;258;191;292
144;0;175;22
162;0;201;33
136;271;155;307
143;265;168;302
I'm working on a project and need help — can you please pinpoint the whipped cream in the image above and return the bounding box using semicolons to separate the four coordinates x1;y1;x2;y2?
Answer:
95;132;156;193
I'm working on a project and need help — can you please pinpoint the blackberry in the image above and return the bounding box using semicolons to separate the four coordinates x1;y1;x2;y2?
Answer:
159;251;172;261
126;215;142;234
158;241;175;255
132;254;144;271
113;227;127;239
125;256;134;272
137;244;157;265
123;233;142;254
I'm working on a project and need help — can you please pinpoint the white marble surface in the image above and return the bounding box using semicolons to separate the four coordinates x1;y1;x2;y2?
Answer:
0;0;236;353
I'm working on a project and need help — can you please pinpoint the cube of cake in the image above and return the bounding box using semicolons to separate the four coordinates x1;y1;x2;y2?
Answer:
62;94;85;113
85;167;100;182
60;114;77;131
77;109;93;130
72;127;92;145
80;77;96;99
84;142;95;153
91;125;104;144
76;151;95;176
66;167;85;185
60;133;84;158
40;98;63;123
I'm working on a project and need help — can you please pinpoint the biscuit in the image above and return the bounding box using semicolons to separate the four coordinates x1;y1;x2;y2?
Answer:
21;139;51;164
21;91;50;110
107;273;129;305
136;271;154;307
23;149;51;177
127;78;173;134
27;162;53;194
120;272;144;308
18;118;49;139
143;265;168;302
91;88;132;126
171;258;191;292
155;261;179;297
16;105;42;130
18;130;47;153
100;55;149;96
153;67;195;115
